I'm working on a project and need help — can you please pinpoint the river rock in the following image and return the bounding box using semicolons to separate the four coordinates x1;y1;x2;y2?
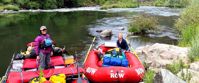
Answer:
190;61;199;71
96;30;102;33
154;69;186;83
135;43;189;68
117;27;125;30
177;69;199;83
100;29;112;37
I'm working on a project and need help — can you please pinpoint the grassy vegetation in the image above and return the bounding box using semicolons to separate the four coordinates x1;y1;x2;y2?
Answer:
101;0;138;9
166;60;187;74
175;0;199;62
143;69;155;83
128;14;158;34
154;0;190;8
188;29;199;62
0;4;20;11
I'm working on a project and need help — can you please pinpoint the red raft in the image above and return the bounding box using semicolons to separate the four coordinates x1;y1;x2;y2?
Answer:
84;45;145;83
4;55;87;83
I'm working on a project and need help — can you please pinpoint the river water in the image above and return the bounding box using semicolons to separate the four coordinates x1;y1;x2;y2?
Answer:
0;6;181;76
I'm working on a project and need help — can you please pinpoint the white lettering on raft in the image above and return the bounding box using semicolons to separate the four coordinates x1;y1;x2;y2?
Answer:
86;67;97;75
135;68;144;75
110;70;125;78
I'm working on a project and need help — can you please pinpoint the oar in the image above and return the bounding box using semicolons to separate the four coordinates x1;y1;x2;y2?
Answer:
125;37;141;61
77;61;82;83
83;36;96;65
1;53;16;83
73;52;82;83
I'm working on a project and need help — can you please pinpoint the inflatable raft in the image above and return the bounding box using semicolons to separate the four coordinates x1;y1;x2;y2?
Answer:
1;43;88;83
84;45;145;83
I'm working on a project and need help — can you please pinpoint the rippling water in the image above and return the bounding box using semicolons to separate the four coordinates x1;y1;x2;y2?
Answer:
0;6;181;76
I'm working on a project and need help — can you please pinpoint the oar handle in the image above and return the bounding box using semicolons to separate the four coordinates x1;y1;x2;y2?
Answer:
83;37;96;65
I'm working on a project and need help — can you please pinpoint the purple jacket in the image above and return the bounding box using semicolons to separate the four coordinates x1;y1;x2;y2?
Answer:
34;34;52;55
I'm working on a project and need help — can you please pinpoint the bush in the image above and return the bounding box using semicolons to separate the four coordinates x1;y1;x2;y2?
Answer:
43;0;57;9
128;14;158;34
178;25;198;46
188;26;199;62
175;0;199;31
14;0;29;8
57;0;64;8
154;0;189;8
95;0;107;5
76;0;96;6
27;1;40;9
1;0;13;4
166;60;186;74
101;0;138;9
143;69;155;83
3;4;19;11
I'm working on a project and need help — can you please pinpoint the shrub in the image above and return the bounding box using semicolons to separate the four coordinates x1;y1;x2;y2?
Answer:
143;69;155;83
128;14;158;34
57;0;64;8
188;26;199;62
95;0;107;5
14;0;29;8
27;1;40;9
1;0;13;4
43;0;57;9
175;0;199;31
178;25;198;46
166;60;188;74
76;0;96;6
154;0;189;8
101;0;138;9
3;4;20;11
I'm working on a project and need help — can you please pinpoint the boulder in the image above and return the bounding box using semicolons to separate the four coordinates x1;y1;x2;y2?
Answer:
135;43;189;68
100;29;112;37
177;69;199;83
117;27;125;30
96;30;102;33
190;61;199;71
154;69;186;83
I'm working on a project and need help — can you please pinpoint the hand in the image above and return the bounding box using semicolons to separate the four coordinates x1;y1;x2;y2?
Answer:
37;56;40;60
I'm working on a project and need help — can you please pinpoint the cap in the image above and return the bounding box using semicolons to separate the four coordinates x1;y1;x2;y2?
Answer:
40;26;47;30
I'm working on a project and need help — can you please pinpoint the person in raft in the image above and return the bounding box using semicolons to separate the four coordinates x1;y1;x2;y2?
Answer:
35;26;53;69
117;32;129;51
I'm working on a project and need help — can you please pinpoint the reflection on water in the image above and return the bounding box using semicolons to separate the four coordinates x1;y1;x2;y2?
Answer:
0;11;116;76
0;6;181;76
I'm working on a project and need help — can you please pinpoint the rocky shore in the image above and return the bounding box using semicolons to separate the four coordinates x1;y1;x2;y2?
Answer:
135;43;199;83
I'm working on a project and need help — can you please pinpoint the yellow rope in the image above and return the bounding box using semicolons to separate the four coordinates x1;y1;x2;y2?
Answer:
83;37;96;65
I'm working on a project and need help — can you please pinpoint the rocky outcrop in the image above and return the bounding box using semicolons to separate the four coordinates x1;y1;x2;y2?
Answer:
135;43;189;69
177;67;199;83
100;29;112;37
190;61;199;71
154;69;186;83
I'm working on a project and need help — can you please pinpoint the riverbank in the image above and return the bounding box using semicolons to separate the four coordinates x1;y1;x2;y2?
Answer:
135;43;199;83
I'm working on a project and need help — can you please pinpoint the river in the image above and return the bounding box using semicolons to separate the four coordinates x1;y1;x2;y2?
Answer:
0;6;181;76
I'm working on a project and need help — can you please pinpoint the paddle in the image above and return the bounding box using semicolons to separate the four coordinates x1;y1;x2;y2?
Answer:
73;52;82;83
125;37;141;61
1;53;16;83
83;36;96;65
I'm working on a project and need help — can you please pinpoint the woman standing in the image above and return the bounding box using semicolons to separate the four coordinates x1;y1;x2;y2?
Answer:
34;26;53;69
